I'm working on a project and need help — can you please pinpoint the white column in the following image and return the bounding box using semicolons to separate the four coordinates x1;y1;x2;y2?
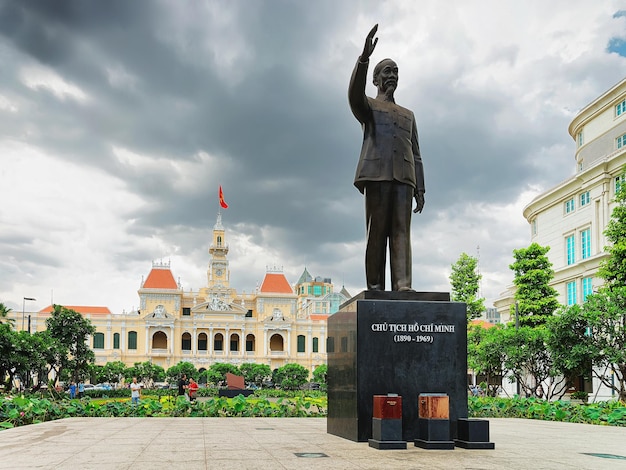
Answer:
145;326;150;355
225;328;230;357
209;327;214;355
170;326;175;355
264;329;268;356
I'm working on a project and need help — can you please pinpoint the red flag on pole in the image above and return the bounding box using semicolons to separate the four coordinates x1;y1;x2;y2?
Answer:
219;185;229;209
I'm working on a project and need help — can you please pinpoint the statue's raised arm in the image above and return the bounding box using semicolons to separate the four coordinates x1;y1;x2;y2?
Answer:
360;24;378;61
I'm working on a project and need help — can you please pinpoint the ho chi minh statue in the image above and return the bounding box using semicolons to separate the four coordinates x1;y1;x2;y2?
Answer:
349;24;425;292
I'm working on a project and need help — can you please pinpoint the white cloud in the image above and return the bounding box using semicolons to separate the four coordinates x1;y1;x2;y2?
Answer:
20;65;90;103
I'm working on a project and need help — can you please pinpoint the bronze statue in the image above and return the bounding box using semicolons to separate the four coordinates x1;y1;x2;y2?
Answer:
349;24;425;291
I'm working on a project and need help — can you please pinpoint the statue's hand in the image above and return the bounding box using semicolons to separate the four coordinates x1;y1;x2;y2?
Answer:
413;191;425;213
361;24;378;61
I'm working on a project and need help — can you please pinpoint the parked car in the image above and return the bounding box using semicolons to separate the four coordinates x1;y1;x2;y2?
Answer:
300;382;321;390
82;384;97;391
94;383;112;390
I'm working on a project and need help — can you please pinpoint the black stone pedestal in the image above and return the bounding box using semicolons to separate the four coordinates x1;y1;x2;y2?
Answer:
368;417;407;450
414;418;455;450
327;291;468;442
454;418;495;449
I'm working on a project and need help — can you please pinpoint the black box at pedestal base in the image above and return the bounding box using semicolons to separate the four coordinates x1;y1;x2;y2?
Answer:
327;291;467;442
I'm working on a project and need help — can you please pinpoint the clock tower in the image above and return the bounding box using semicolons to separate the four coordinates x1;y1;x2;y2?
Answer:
208;212;230;289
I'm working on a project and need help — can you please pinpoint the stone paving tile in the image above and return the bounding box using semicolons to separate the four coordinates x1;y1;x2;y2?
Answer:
1;418;626;469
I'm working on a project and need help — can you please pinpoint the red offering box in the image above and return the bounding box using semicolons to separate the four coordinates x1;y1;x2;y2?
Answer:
373;395;402;419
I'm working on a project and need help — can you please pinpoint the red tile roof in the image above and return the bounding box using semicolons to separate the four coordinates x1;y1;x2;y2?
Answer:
40;305;111;315
143;268;178;289
259;273;293;294
470;319;496;329
310;314;330;322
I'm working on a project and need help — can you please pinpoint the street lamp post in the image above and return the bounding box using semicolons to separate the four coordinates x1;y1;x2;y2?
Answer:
22;297;36;332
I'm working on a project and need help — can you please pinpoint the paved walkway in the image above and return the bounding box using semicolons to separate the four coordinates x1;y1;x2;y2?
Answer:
1;417;626;469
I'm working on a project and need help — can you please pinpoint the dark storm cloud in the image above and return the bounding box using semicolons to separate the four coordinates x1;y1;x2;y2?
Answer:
2;1;625;310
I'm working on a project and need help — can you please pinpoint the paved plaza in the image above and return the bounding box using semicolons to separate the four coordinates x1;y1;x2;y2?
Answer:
1;417;626;469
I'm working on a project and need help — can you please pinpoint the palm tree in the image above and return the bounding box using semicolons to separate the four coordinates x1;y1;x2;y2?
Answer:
0;303;14;326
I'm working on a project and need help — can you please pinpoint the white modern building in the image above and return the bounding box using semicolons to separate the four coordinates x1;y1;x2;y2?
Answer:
495;77;626;400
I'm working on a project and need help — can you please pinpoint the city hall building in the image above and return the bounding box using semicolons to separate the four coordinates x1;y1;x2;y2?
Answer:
16;213;351;375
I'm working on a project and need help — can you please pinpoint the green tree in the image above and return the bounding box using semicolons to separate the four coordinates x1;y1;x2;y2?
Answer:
501;325;569;399
0;303;14;326
125;361;165;386
166;361;198;383
509;243;560;327
580;288;626;401
273;363;309;390
0;323;17;389
98;361;128;385
545;305;592;398
312;364;327;391
576;167;626;401
205;362;240;386
45;305;96;384
450;252;485;320
598;168;626;288
239;363;271;387
467;324;506;397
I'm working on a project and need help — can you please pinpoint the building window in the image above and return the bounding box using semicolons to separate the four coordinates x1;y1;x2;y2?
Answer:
246;334;255;352
566;235;575;265
582;277;593;302
617;99;626;117
617;134;626;149
230;334;239;352
580;191;590;206
577;131;584;147
581;228;591;260
564;198;575;214
182;333;191;351
297;335;306;353
182;307;191;316
531;219;537;235
214;333;223;351
113;333;120;349
312;337;319;353
198;333;207;351
616;175;625;194
128;331;137;350
93;332;105;349
567;281;577;306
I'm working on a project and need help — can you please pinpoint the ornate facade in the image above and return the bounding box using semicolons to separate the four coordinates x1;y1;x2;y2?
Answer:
17;213;351;376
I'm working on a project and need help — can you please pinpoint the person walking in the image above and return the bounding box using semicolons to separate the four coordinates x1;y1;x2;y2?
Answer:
69;382;76;399
130;377;141;405
77;381;85;399
177;374;188;397
188;377;199;402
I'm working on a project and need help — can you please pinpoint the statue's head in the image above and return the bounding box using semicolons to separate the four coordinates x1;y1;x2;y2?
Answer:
373;58;398;94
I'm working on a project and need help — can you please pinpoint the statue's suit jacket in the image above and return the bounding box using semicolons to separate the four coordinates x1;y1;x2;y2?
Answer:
349;58;425;195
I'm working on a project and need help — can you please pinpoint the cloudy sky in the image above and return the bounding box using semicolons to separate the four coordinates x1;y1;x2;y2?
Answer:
1;0;625;315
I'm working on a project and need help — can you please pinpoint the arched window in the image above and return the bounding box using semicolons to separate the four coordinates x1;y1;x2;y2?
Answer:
230;333;239;352
269;334;284;351
181;332;192;351
152;331;167;349
214;333;224;351
113;333;120;349
198;332;208;351
297;335;306;353
312;337;319;353
93;332;104;349
128;331;137;350
217;236;222;247
245;334;255;352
